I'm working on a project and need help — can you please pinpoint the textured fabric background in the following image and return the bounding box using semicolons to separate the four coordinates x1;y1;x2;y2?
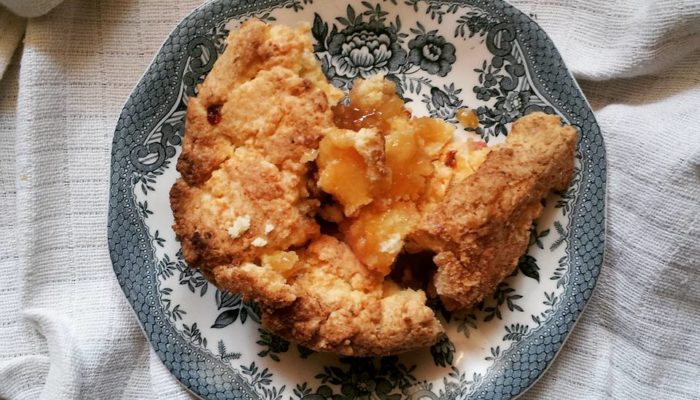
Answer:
0;0;698;399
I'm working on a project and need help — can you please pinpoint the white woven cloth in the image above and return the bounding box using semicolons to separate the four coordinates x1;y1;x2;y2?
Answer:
0;0;698;399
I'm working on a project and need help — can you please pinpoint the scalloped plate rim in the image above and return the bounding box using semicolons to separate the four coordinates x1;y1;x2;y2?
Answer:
108;1;606;399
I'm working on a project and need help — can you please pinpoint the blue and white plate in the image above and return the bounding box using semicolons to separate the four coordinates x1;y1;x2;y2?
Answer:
108;1;606;399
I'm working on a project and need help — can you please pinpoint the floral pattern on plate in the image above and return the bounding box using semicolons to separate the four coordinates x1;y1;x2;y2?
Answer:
109;1;606;399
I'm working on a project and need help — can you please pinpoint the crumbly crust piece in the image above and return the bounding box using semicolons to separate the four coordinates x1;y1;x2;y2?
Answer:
177;18;342;185
171;147;320;273
172;19;341;274
408;112;577;310
214;235;444;356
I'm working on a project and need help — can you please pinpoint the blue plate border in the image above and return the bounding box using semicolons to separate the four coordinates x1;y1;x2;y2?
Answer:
108;1;606;399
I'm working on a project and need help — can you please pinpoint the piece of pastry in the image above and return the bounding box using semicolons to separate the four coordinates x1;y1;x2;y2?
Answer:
170;18;576;356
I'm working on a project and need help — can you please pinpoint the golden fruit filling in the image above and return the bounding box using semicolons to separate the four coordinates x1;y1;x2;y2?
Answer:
332;76;408;132
317;76;489;275
261;250;300;279
316;127;386;216
456;107;480;129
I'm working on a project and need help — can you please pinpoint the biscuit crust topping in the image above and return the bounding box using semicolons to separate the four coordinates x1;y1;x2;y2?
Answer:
170;19;576;356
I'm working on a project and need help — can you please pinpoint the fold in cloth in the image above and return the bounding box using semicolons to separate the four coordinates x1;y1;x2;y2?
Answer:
0;0;66;79
0;6;25;80
0;0;64;17
0;0;698;399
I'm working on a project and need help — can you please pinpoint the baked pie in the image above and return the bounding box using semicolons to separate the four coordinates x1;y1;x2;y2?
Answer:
170;19;576;356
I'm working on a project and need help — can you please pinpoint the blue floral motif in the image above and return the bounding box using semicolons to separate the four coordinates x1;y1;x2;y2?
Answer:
430;335;456;367
328;21;406;79
312;2;460;104
424;84;463;121
468;35;560;140
210;289;260;329
257;329;290;362
441;382;464;400
455;9;496;38
408;31;456;77
297;357;417;400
